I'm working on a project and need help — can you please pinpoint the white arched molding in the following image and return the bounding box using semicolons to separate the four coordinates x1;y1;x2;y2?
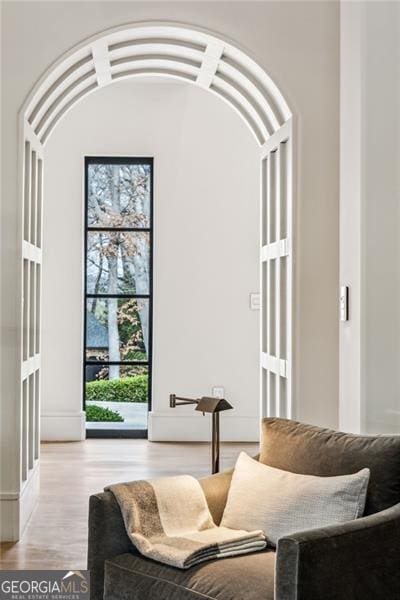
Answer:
23;24;291;146
8;22;294;540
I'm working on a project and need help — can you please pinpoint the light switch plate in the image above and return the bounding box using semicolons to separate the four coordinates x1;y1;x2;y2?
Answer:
212;387;225;399
250;293;260;310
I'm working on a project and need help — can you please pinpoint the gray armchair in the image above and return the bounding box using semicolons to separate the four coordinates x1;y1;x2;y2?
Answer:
88;418;400;599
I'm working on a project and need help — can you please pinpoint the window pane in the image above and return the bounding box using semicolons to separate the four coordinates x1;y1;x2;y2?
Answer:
87;163;150;228
85;366;148;430
86;298;149;362
86;231;150;295
86;364;148;383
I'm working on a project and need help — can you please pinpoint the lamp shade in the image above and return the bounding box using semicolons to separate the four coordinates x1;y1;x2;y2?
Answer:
195;397;233;414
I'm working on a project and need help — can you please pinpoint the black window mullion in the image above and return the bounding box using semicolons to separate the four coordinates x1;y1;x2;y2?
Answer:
87;227;151;233
86;294;150;299
85;361;150;366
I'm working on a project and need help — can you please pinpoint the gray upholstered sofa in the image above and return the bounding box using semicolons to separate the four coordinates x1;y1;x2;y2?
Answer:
88;418;400;599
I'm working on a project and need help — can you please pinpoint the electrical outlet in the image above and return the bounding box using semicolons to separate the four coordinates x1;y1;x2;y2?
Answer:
212;387;225;399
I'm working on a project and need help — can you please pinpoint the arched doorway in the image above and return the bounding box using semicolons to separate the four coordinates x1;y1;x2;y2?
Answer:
17;21;294;536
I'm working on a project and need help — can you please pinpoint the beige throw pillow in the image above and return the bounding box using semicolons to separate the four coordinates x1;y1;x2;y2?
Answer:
221;452;370;546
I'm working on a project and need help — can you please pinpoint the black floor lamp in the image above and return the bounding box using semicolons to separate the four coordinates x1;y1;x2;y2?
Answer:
169;394;233;474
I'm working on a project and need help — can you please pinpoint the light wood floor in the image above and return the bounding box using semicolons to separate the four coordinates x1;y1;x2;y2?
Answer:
0;440;257;569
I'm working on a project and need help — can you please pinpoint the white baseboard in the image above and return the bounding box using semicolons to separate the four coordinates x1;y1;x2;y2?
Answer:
148;411;259;442
20;464;40;537
0;462;40;542
41;411;86;441
0;496;19;541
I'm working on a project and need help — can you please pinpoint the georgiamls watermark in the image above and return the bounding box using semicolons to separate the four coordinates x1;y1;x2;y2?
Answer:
0;571;90;600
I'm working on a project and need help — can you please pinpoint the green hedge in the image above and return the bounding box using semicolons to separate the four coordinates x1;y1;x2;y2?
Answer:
86;404;123;422
86;375;148;403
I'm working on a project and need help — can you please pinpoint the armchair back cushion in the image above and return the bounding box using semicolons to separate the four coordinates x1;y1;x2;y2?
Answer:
260;418;400;515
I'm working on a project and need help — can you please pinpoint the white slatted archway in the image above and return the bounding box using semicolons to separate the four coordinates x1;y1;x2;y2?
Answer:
260;120;293;419
17;23;294;531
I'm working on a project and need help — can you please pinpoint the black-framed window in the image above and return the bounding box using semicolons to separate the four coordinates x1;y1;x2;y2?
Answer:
83;157;153;438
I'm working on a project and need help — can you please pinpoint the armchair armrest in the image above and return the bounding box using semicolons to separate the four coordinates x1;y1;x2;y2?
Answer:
88;492;138;600
275;502;400;600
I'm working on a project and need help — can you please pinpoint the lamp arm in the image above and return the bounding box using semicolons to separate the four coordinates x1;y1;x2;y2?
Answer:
169;394;200;408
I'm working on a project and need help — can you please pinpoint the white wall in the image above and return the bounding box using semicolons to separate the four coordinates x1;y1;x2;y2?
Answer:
2;0;340;434
1;0;339;538
340;1;400;433
363;2;400;433
339;2;363;433
42;80;260;441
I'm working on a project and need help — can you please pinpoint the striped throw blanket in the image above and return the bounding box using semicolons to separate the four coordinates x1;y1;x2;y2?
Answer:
106;475;266;569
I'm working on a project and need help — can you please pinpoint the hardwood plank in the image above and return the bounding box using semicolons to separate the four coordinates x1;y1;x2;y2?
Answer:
0;440;257;569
